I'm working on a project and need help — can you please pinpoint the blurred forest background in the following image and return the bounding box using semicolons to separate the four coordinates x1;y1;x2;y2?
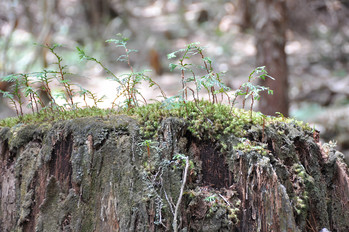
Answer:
0;0;348;155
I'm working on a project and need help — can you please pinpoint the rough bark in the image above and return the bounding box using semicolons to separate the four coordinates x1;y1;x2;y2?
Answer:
1;115;348;231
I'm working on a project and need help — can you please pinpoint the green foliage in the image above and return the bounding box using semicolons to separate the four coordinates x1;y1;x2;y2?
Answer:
76;84;105;107
166;43;274;122
167;42;230;104
77;33;165;109
1;74;25;116
133;100;278;140
173;154;195;171
291;163;311;215
0;37;314;231
204;194;217;203
0;107;118;127
44;44;75;108
0;89;19;116
233;138;269;155
188;189;240;224
0;43;94;118
232;66;274;118
0;36;282;136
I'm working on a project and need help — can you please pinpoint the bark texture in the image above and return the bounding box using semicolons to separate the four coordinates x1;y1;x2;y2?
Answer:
1;115;348;231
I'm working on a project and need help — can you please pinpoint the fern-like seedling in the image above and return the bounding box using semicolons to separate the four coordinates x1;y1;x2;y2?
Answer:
232;66;274;119
168;42;230;104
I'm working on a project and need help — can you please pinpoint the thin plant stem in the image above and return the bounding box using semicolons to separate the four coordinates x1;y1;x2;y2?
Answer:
173;156;189;232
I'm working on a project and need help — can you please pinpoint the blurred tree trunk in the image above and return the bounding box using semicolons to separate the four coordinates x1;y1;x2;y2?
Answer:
81;0;118;39
254;0;289;116
236;0;253;30
25;0;55;72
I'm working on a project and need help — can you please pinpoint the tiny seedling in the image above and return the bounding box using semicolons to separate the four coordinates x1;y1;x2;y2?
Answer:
77;33;166;109
0;36;274;129
232;66;274;118
167;42;230;104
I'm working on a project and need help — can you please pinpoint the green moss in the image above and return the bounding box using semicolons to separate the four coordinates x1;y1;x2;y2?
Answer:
0;100;311;144
233;139;269;155
291;163;311;216
133;100;266;140
187;187;240;225
0;106;122;128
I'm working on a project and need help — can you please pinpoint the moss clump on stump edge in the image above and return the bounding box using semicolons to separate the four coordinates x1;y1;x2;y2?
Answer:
0;101;312;140
0;103;348;232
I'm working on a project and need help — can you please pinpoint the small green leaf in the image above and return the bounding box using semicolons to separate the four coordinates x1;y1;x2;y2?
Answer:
169;63;177;71
51;43;62;49
167;52;177;59
203;57;212;64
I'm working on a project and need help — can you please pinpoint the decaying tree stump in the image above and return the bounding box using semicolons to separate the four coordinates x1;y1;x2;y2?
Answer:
1;115;348;231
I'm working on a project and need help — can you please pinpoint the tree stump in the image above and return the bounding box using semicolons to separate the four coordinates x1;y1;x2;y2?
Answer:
1;115;348;231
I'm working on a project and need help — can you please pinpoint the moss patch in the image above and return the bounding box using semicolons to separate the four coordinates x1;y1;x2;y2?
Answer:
0;101;312;141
